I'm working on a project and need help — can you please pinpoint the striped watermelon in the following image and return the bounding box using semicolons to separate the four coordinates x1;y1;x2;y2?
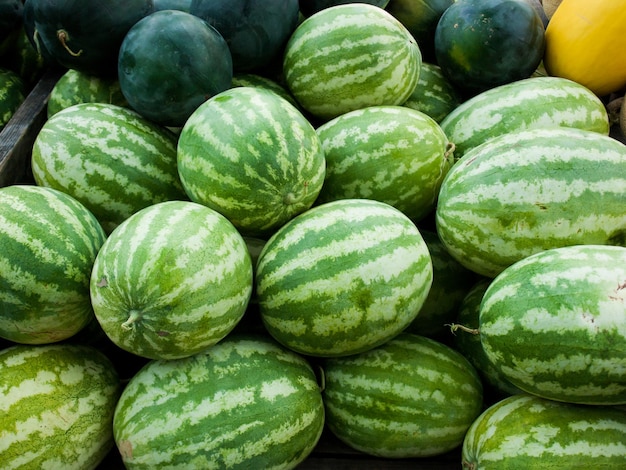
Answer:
0;67;25;130
283;3;421;121
31;102;188;234
479;244;626;405
435;126;626;278
402;61;461;123
177;86;325;238
256;198;433;357
315;105;454;222
0;343;121;469
404;229;479;339
90;200;253;360
322;332;483;458
47;68;128;118
113;334;325;469
0;185;106;344
231;73;299;108
440;76;610;160
451;278;523;399
462;393;626;468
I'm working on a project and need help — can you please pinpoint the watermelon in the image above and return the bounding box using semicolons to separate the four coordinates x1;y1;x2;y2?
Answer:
402;62;461;123
439;76;610;160
435;127;626;277
31;102;188;234
462;393;626;468
0;67;25;130
118;9;233;127
385;0;453;63
478;244;626;405
451;278;524;399
30;0;153;76
189;0;300;72
256;198;433;357
231;72;299;108
113;334;325;469
0;343;122;469
0;185;106;345
315;105;454;222
47;68;128;118
434;0;546;94
322;332;483;458
90;200;253;360
177;86;326;238
299;0;390;17
404;229;479;339
283;3;421;121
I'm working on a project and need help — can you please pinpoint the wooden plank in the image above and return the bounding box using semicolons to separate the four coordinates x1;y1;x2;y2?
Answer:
0;67;64;187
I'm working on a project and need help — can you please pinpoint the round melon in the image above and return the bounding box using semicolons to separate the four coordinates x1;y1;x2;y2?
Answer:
0;67;25;129
0;185;106;344
47;68;127;118
479;244;626;405
0;343;121;469
463;393;626;468
323;332;483;458
118;9;233;127
434;0;545;94
255;198;433;357
31;102;188;234
177;86;326;238
315;105;454;222
90;200;253;360
113;334;325;469
190;0;300;72
283;3;421;121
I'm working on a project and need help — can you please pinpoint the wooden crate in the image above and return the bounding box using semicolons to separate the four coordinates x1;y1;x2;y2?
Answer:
0;67;64;187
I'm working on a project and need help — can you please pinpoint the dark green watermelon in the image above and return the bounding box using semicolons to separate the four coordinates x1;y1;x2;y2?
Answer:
299;0;390;17
30;0;153;77
117;9;233;127
0;0;23;56
434;0;545;95
190;0;300;72
152;0;191;11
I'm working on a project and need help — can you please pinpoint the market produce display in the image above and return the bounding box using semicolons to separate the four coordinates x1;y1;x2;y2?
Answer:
1;0;626;468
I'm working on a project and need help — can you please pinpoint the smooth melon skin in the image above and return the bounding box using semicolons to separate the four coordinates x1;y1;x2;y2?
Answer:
90;200;253;360
0;185;106;345
0;343;122;469
118;9;233;127
434;0;545;95
462;393;626;469
323;333;483;458
479;245;626;405
256;199;434;358
113;334;325;469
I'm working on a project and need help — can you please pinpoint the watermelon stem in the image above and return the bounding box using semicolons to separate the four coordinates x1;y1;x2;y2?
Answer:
121;310;142;330
57;30;83;57
446;323;479;336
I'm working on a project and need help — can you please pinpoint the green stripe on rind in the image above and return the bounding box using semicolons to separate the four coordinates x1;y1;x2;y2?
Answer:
462;393;626;468
113;334;325;469
47;68;128;118
479;244;626;405
402;62;461;123
0;344;121;469
256;198;433;357
283;4;421;121
177;86;326;238
435;127;626;278
315;105;453;222
451;278;523;398
90;200;253;360
0;185;106;344
440;76;610;160
231;73;299;109
323;333;483;458
31;102;187;234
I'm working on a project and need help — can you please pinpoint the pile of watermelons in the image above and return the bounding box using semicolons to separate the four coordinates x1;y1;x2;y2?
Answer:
1;0;626;468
